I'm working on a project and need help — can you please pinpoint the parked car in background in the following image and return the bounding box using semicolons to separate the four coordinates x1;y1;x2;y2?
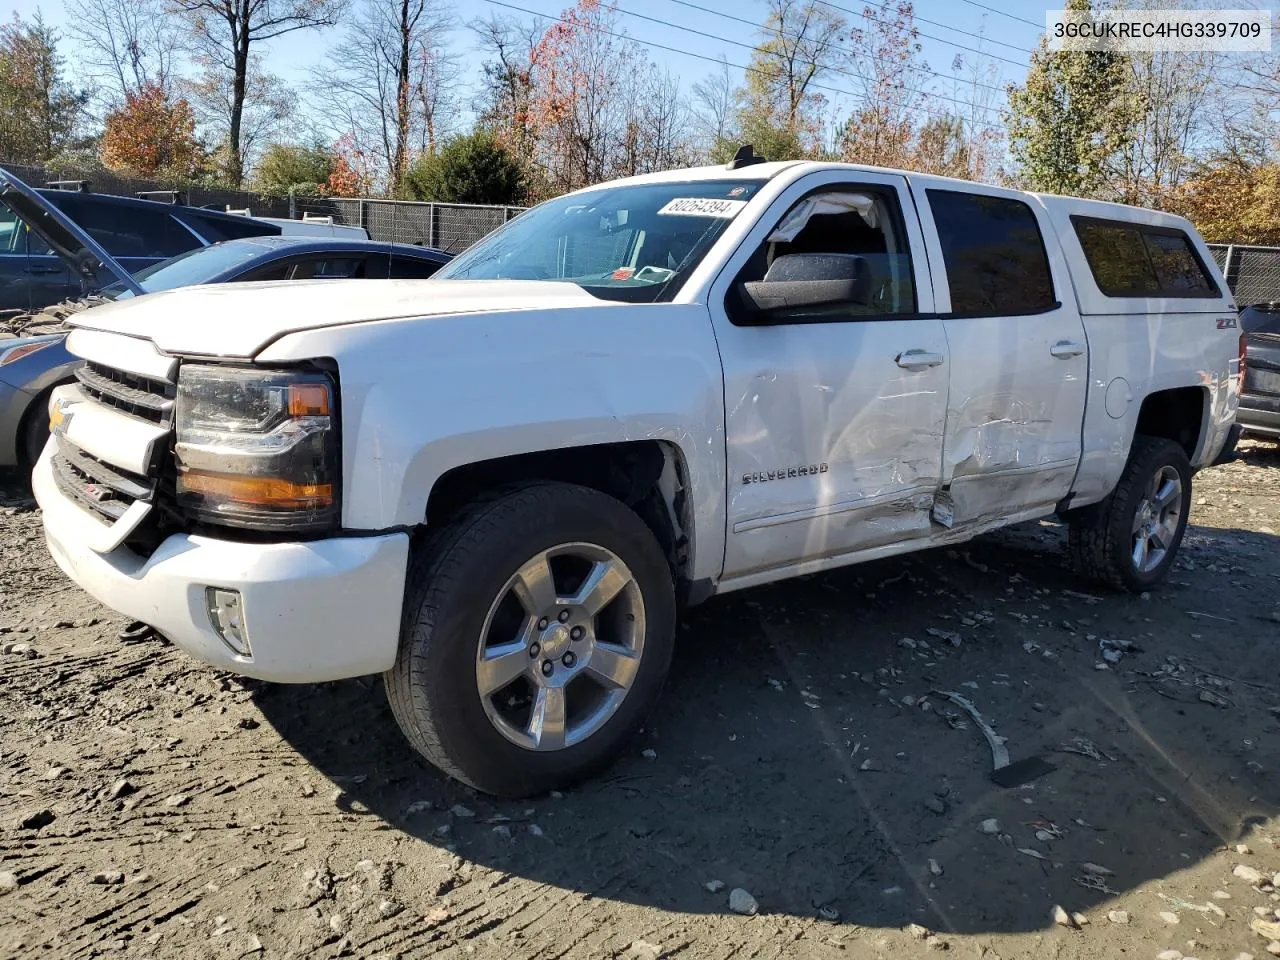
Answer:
0;167;282;313
240;213;370;240
1;212;450;471
1216;303;1280;458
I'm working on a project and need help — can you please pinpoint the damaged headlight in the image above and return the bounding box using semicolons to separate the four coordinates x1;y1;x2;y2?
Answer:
174;364;340;533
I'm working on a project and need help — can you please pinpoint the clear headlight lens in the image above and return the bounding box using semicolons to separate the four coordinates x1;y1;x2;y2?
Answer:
175;364;339;533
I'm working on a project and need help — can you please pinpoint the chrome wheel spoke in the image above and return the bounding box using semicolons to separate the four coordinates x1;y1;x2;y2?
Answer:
573;558;631;617
512;551;556;615
477;640;531;695
586;642;641;690
529;686;567;750
1154;477;1180;510
1132;535;1148;570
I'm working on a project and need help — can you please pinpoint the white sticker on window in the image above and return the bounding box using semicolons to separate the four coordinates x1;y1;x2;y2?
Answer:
656;197;748;218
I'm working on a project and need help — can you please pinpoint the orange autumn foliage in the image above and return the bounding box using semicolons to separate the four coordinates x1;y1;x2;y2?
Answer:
99;82;204;179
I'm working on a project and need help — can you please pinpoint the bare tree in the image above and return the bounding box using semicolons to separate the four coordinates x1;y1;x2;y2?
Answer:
64;0;184;109
1111;48;1216;206
312;0;458;193
691;59;739;159
183;57;292;177
471;13;541;159
169;0;348;185
738;0;846;159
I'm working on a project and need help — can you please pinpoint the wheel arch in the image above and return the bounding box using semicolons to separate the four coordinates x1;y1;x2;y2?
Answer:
1134;385;1210;463
423;440;700;602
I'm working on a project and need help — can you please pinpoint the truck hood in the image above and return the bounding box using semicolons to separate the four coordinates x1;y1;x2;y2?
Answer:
66;278;615;357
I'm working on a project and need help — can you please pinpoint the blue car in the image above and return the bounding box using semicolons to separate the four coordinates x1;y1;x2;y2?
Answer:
0;172;282;313
0;183;450;470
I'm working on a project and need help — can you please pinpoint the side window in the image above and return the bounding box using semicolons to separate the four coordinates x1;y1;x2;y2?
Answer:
0;205;54;256
182;212;279;243
926;189;1056;316
1073;220;1158;295
1072;217;1219;298
302;257;366;279
51;196;191;259
728;185;917;324
237;263;291;282
389;256;444;279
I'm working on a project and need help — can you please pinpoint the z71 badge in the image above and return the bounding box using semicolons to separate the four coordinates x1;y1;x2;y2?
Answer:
1217;316;1238;329
742;462;828;484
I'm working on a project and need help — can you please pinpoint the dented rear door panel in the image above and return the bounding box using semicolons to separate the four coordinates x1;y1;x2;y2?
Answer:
910;178;1089;528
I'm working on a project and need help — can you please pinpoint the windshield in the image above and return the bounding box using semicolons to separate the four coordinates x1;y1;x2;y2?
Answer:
434;180;763;302
101;241;270;300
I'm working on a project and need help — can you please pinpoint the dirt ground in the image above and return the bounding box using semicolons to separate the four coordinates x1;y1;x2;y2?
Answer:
2;445;1279;960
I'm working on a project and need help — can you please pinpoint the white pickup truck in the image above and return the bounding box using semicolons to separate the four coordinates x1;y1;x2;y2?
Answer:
34;155;1239;796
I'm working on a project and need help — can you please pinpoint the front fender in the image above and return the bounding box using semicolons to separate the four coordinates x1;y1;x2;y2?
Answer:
256;303;729;583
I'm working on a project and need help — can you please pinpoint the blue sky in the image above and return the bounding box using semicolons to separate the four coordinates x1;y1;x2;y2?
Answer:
12;0;1050;130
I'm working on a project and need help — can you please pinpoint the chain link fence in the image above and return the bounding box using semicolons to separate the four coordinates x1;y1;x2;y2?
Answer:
1208;243;1280;307
295;197;525;252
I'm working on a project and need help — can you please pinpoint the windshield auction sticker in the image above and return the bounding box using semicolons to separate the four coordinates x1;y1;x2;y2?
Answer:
657;198;749;218
1047;9;1270;52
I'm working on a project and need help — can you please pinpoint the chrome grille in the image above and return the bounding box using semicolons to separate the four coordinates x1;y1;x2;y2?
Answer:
53;333;178;536
51;443;151;522
75;362;175;425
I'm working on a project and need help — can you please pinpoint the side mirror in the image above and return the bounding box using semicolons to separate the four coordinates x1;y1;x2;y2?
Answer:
740;253;872;318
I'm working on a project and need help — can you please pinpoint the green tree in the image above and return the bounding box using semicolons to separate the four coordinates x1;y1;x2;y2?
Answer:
253;143;337;194
733;0;845;162
400;131;524;204
1005;0;1141;197
0;13;87;163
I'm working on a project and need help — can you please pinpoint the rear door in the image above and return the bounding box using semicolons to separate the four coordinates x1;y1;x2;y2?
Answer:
707;170;949;582
0;205;70;311
911;182;1088;527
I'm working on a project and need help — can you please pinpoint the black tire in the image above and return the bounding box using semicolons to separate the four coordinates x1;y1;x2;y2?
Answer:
385;482;676;797
1067;436;1192;592
19;389;54;469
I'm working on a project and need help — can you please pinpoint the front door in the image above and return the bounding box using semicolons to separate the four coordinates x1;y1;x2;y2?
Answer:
910;182;1089;527
707;171;949;581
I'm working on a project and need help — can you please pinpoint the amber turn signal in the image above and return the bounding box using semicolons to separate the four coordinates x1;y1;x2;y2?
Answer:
288;383;332;417
179;470;333;509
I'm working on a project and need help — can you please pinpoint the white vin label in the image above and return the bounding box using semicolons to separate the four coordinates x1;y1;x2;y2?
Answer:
657;197;748;218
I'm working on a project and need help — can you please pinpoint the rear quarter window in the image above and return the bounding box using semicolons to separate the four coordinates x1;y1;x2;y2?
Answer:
47;194;191;258
1072;216;1218;298
926;189;1056;316
179;212;281;243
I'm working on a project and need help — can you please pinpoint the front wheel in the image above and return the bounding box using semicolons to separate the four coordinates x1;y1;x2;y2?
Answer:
385;482;676;797
1067;436;1192;592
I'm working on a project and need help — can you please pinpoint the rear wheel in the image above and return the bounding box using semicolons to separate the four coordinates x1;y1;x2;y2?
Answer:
1067;436;1191;592
385;482;676;797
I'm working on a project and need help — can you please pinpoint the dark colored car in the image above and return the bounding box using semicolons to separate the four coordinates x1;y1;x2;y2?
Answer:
1;235;451;470
0;170;280;313
1232;303;1280;447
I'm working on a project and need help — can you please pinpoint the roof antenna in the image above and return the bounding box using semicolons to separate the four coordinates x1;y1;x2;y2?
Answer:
726;144;766;170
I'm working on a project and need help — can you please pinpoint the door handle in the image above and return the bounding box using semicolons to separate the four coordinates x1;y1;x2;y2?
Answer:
896;349;944;370
1050;340;1085;359
25;265;62;275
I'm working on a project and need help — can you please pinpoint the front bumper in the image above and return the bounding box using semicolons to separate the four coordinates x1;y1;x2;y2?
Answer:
33;449;409;683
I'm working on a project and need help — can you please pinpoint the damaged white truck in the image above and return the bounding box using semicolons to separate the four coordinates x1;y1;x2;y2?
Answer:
34;155;1239;796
